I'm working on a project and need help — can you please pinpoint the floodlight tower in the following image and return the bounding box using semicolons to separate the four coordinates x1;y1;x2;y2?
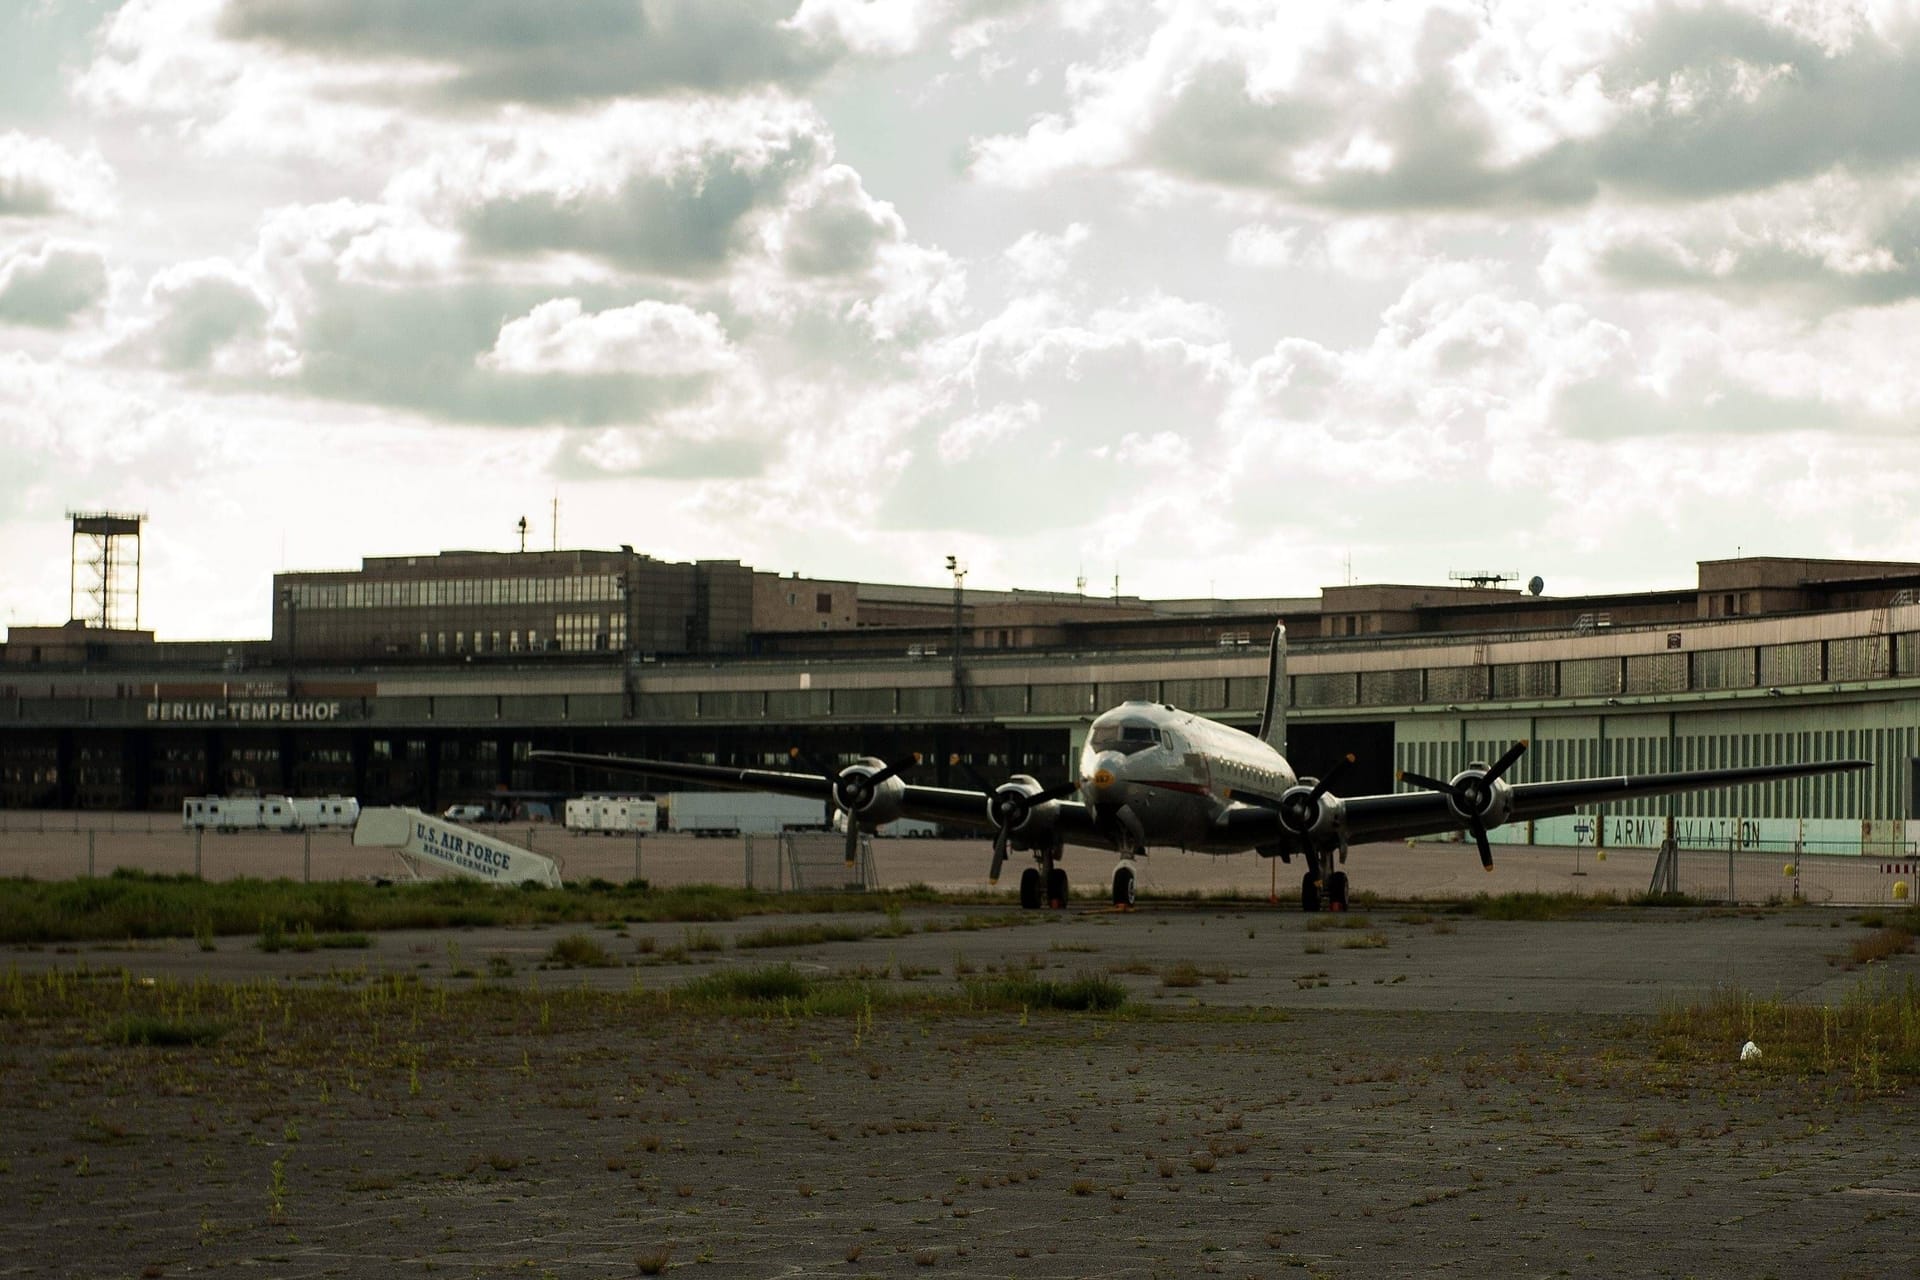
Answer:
946;554;967;714
68;510;146;630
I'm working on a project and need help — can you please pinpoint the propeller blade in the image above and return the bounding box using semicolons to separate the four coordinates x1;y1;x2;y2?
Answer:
866;751;921;789
1397;769;1452;793
788;746;839;780
1308;753;1356;801
950;753;994;791
1486;740;1528;783
989;830;1008;884
1470;818;1493;870
844;814;861;868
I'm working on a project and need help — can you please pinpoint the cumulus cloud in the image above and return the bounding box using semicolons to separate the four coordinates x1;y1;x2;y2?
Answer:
971;1;1920;213
0;132;116;219
1543;175;1920;311
219;0;856;104
481;298;738;376
777;164;905;277
0;241;109;327
395;100;826;277
1004;222;1089;285
115;259;287;376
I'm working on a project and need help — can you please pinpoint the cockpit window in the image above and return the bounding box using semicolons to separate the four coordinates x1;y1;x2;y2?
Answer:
1090;720;1162;756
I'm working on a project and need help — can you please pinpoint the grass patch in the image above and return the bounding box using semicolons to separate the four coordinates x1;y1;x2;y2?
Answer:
546;934;618;968
106;1016;225;1048
734;921;878;949
963;971;1127;1013
1845;926;1916;969
1450;892;1624;921
1652;980;1920;1091
0;871;947;945
679;964;814;1004
1161;961;1203;988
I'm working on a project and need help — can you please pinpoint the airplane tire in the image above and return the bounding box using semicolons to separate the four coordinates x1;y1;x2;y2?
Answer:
1326;871;1350;912
1046;867;1069;910
1112;865;1136;907
1019;867;1042;910
1301;872;1321;913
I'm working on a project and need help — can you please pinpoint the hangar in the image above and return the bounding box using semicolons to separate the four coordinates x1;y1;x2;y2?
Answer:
3;551;1916;854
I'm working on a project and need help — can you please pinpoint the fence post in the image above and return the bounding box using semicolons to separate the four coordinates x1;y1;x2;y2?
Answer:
88;829;95;878
634;831;642;886
195;828;203;880
1735;825;1751;905
303;830;312;884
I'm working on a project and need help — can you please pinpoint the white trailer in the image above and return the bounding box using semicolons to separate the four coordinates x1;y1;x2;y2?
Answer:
664;790;827;836
290;795;360;830
182;795;298;832
564;795;659;835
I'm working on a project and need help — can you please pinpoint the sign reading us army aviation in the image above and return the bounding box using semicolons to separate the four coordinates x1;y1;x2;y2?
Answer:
352;807;562;888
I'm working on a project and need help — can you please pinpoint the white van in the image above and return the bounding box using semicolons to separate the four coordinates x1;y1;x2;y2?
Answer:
442;804;488;824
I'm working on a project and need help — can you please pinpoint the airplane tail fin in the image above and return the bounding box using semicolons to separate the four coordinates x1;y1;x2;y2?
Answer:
1256;622;1287;754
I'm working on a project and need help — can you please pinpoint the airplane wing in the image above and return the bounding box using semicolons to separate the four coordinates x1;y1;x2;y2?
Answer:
1339;758;1870;846
526;749;1097;836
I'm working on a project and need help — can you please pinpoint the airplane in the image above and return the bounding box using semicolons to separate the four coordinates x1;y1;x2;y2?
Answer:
529;625;1869;912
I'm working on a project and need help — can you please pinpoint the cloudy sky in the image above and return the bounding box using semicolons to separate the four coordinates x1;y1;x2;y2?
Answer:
5;0;1920;640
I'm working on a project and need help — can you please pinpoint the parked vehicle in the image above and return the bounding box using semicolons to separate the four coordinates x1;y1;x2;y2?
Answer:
564;795;659;835
182;795;297;832
663;791;827;836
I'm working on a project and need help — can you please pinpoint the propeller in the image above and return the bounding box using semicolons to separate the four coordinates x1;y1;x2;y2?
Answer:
988;778;1078;882
1398;740;1528;870
1276;754;1354;840
835;753;920;866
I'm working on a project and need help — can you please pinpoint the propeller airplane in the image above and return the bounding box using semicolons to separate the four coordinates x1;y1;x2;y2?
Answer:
530;626;1868;911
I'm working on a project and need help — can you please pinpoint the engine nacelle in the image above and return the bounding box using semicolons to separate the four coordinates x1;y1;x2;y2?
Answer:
988;774;1062;848
834;757;907;828
1277;784;1346;843
1441;764;1514;828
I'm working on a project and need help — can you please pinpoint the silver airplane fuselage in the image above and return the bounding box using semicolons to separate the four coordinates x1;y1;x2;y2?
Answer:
1077;700;1297;854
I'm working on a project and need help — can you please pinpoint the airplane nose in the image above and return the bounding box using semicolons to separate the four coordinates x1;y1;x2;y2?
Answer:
1083;753;1129;802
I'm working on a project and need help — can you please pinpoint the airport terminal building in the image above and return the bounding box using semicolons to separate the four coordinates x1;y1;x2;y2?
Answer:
4;550;1918;854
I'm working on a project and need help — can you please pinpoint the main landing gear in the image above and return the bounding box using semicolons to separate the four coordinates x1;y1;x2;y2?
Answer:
1298;850;1350;913
1111;862;1137;907
1018;847;1069;910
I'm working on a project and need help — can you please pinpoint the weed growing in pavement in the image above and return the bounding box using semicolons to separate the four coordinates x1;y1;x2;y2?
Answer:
0;873;956;945
681;926;726;953
1843;927;1916;969
1651;979;1920;1091
545;934;617;968
735;922;872;949
1161;961;1203;988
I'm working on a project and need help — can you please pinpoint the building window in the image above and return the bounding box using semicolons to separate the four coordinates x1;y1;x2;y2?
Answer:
816;592;832;613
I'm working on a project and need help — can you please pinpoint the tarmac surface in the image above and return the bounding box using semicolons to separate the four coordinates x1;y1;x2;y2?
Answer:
3;819;1912;907
5;900;1920;1277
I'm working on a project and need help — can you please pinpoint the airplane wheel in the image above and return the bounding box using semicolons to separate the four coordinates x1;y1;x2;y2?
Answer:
1046;867;1069;910
1019;867;1042;910
1326;871;1350;912
1112;865;1136;907
1301;872;1321;913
